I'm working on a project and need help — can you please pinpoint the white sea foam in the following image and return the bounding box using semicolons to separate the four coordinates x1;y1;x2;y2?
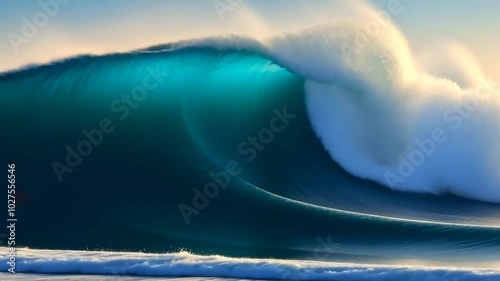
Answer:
1;247;500;280
260;4;500;203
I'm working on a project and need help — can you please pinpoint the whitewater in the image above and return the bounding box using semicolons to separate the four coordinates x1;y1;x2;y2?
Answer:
2;248;500;281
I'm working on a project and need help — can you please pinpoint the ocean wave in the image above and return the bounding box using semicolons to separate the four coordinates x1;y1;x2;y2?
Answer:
3;19;500;203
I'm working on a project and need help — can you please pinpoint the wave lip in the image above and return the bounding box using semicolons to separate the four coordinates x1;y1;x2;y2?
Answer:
3;248;500;281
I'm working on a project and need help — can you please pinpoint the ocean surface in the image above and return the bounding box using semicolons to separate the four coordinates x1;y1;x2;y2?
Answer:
1;21;500;280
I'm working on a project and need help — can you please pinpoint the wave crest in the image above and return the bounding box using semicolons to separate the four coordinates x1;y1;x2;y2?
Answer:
258;12;500;203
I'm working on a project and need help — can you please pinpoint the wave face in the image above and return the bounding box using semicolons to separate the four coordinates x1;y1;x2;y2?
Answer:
1;22;500;278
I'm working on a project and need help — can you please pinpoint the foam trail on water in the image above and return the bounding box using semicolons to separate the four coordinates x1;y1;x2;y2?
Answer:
2;248;500;280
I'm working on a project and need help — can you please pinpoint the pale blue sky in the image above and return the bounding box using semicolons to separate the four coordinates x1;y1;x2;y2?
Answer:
1;0;499;78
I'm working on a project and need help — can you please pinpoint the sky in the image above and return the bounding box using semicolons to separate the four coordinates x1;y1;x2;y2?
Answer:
0;0;499;80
